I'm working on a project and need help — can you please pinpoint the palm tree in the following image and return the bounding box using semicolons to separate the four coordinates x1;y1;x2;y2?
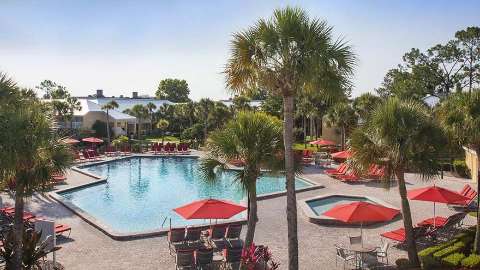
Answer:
101;100;119;144
156;119;169;143
199;111;283;248
225;8;355;268
436;91;480;253
352;92;383;121
130;104;149;138
146;102;157;134
349;98;446;267
196;98;214;142
325;102;357;150
0;75;73;269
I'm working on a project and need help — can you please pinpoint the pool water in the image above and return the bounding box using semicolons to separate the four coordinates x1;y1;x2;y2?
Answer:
62;157;311;233
306;196;373;216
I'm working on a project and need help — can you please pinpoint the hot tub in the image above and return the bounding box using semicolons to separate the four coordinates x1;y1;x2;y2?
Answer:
299;194;400;225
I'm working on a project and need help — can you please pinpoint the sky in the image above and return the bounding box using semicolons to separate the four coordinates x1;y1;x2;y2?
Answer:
1;0;479;100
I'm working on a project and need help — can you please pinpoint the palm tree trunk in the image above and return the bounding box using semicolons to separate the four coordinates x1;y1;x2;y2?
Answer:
303;115;307;148
341;125;345;150
244;186;258;248
474;147;480;253
283;95;298;270
395;168;420;266
106;110;111;144
12;187;24;269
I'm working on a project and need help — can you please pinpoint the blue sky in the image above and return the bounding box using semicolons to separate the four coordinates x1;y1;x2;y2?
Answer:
1;0;479;100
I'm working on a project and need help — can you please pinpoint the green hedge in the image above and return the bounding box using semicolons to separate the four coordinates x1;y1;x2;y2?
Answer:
442;252;466;267
433;241;466;259
461;254;480;269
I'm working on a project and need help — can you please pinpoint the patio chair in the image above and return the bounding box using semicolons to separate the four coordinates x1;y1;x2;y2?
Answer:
168;228;186;255
175;249;195;270
209;225;227;249
349;235;362;245
195;248;213;270
222;247;242;270
336;172;361;182
375;241;389;264
417;212;467;229
225;224;243;248
185;227;202;248
334;245;357;270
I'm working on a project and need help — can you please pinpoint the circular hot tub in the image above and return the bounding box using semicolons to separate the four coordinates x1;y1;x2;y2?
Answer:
299;193;400;225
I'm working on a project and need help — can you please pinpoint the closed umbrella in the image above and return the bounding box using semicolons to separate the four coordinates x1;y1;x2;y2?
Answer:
407;185;469;227
63;138;80;144
323;201;400;243
82;137;104;143
331;150;352;161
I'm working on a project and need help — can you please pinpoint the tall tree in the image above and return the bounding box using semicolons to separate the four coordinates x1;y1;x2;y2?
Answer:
196;98;214;142
156;119;169;143
455;27;480;92
0;73;73;269
101;100;119;143
350;98;446;267
146;102;157;133
200;111;284;248
436;91;480;253
156;79;191;102
325;102;357;150
232;95;252;112
130;104;149;138
224;7;355;269
352;92;383;121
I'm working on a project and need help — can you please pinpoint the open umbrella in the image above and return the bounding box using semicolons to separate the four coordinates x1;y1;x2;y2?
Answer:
173;198;247;220
62;138;80;144
323;201;400;243
310;139;336;146
82;137;104;143
407;185;469;227
331;150;352;161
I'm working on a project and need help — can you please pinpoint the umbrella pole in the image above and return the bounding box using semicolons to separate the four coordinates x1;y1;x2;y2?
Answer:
361;222;363;247
433;202;436;228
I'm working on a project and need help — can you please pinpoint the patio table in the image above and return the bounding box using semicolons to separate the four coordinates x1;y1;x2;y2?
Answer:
347;244;376;269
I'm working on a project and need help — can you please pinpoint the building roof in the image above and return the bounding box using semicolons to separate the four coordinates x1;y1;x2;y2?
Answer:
88;98;174;113
76;99;136;121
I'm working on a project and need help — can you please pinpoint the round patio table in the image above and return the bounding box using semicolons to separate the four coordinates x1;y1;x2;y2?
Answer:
347;244;376;269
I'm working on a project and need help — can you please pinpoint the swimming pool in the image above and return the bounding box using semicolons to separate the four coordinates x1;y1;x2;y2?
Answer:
60;157;313;234
306;195;372;215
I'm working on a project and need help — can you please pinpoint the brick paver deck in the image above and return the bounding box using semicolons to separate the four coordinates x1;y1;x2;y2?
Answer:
1;157;476;269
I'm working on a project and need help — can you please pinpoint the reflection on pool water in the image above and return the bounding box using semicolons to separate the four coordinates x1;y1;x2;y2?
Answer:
306;195;373;216
61;157;312;233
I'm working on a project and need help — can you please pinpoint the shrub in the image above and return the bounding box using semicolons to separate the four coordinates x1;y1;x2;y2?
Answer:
112;135;129;147
442;252;466;267
91;120;112;138
461;254;480;269
395;258;413;269
421;255;441;270
419;240;457;258
453;159;471;178
433;241;465;259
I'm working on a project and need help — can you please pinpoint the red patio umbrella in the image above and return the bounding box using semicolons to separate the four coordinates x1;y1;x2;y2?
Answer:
173;199;247;220
62;138;80;144
323;201;400;242
310;139;336;146
331;150;352;160
82;137;104;143
407;185;469;227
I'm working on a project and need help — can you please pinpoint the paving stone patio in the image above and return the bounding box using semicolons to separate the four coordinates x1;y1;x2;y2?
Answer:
0;157;476;269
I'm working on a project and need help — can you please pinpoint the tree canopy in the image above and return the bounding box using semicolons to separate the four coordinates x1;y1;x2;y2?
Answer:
155;78;191;102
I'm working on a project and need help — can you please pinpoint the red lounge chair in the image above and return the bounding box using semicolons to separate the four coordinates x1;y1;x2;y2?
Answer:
325;163;348;176
122;145;132;155
51;173;66;184
336;172;361;182
74;151;85;163
105;145;116;156
417;216;448;228
55;224;72;237
449;184;478;210
4;210;36;221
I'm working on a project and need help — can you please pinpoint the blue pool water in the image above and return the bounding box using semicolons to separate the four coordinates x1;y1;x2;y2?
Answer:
61;157;311;233
307;196;373;216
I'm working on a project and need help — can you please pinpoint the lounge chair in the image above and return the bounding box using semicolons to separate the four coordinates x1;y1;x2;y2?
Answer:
417;212;466;229
105;145;116;157
195;248;213;270
367;164;385;179
325;163;348;176
4;210;36;222
175;249;195;270
302;150;314;164
168;228;186;255
449;184;478;211
51;173;66;184
225;224;242;248
222;247;242;270
335;172;361;182
380;226;428;244
334;244;357;270
55;224;72;237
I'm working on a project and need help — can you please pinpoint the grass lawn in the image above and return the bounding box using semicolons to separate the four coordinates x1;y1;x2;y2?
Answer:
143;135;180;143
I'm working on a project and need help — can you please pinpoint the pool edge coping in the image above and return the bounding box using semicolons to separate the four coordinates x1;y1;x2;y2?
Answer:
51;154;324;240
